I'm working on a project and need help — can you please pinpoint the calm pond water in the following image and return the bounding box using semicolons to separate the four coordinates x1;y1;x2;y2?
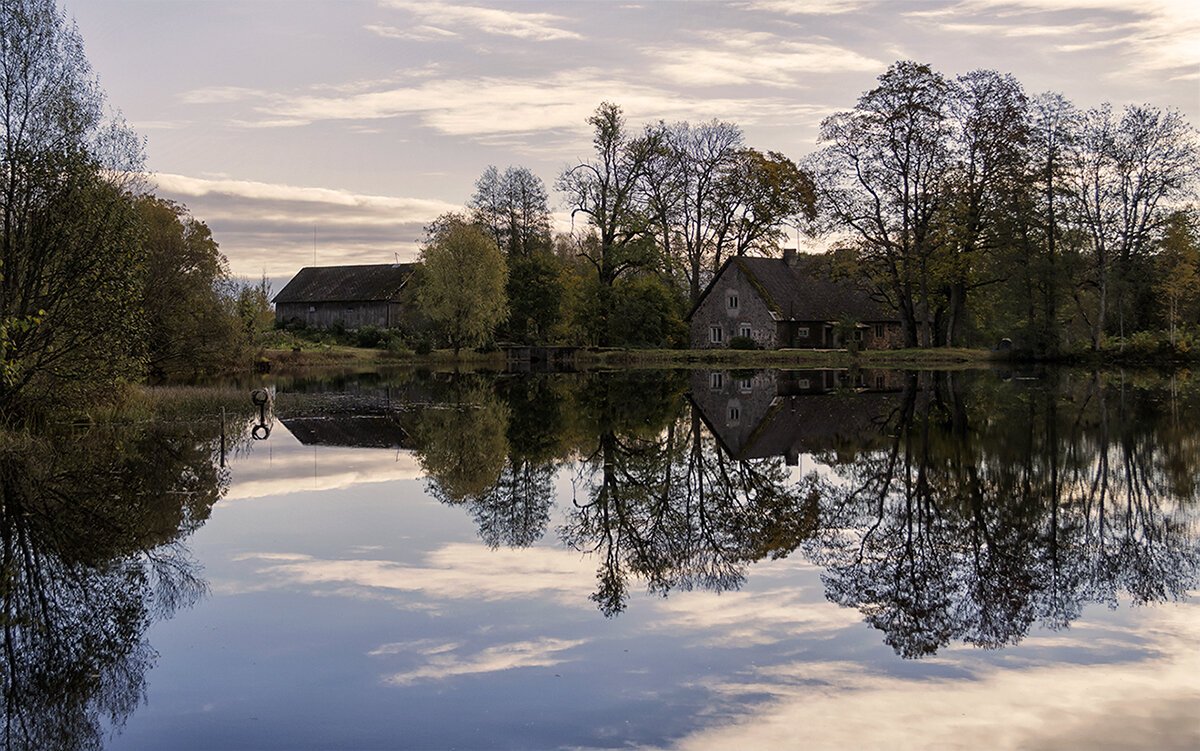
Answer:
3;367;1198;750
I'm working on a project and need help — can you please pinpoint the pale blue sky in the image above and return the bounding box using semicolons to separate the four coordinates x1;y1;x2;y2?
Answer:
69;0;1200;280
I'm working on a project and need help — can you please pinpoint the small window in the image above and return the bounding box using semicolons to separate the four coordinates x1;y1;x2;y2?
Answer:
875;324;885;338
796;326;810;338
739;378;752;392
739;324;752;338
727;293;739;310
711;372;724;389
308;305;316;312
710;326;723;344
875;375;886;389
729;406;740;421
855;329;863;341
797;378;810;389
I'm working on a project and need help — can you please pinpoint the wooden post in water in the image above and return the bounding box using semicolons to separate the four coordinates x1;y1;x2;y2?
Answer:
220;407;226;468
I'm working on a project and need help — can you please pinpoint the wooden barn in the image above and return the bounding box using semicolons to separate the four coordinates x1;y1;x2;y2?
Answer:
273;263;419;330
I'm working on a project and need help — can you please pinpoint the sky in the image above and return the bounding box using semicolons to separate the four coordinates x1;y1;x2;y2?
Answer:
67;0;1200;285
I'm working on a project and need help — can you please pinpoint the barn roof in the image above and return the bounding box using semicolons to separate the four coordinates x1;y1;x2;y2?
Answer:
273;264;417;304
688;255;894;322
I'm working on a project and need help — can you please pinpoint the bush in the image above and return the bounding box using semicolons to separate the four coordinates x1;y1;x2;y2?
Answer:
415;339;433;355
385;334;409;356
728;335;757;350
356;325;385;348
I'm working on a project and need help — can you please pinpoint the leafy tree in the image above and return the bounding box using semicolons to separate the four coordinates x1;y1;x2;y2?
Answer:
0;0;146;417
557;102;660;344
505;252;564;344
237;273;275;340
138;196;244;377
1156;209;1199;347
416;213;508;354
814;61;954;348
468;165;552;259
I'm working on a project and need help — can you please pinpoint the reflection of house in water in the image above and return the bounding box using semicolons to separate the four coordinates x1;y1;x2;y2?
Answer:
281;414;417;449
277;382;431;449
690;369;907;464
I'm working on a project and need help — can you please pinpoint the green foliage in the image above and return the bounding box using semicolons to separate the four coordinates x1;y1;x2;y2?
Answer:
236;274;275;341
138;196;245;378
0;0;147;417
506;253;565;344
728;335;757;350
606;275;688;348
417;214;509;354
355;324;385;349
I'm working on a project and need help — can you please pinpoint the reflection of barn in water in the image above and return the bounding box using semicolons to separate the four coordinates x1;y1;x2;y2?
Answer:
276;379;434;449
690;369;908;464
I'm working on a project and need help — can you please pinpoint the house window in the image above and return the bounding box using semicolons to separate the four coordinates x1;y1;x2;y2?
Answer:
710;326;723;344
711;372;724;389
727;293;739;310
729;406;740;421
739;324;752;339
739;378;752;392
875;324;885;338
876;375;886;389
308;305;316;312
797;378;810;390
796;326;809;338
855;329;863;342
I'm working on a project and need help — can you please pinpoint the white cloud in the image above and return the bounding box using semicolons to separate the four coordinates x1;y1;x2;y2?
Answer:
366;23;459;41
670;603;1200;751
913;0;1200;78
741;0;874;14
379;637;586;685
381;1;581;41
149;173;461;276
654;32;883;88
234;69;829;142
235;543;598;606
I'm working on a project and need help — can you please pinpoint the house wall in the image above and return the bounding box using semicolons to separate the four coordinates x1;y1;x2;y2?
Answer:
861;321;905;350
689;265;778;349
688;369;781;458
276;301;391;330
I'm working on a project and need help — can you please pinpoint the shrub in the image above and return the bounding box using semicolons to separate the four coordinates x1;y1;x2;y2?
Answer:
356;325;385;348
415;339;433;355
728;335;757;350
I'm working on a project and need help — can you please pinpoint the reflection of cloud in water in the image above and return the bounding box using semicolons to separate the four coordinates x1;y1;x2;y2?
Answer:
221;424;424;502
669;602;1200;751
650;586;864;648
375;637;586;686
234;544;597;605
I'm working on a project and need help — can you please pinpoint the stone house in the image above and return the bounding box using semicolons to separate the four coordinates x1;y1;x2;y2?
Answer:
273;263;420;330
687;250;903;349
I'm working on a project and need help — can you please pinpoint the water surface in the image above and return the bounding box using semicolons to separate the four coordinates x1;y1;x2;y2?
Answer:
3;368;1197;750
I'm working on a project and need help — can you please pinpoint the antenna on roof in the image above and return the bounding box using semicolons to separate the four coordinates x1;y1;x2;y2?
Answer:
313;225;317;267
395;252;399;265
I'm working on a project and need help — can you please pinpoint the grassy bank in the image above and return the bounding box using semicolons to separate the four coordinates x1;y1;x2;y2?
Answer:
257;344;999;371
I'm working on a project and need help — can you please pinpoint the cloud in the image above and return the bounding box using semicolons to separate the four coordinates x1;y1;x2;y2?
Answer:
670;603;1200;750
377;637;586;686
227;68;829;144
235;543;598;606
366;23;459;41
911;0;1200;79
653;32;883;88
381;1;581;41
741;0;874;14
149;173;461;276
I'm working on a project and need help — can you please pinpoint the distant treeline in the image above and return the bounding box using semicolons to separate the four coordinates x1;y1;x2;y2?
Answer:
418;62;1197;358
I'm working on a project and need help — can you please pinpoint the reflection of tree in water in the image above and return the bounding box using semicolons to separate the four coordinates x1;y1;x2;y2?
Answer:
806;371;1200;658
560;372;820;616
0;421;231;750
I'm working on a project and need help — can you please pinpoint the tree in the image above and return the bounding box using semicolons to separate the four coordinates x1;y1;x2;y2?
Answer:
505;252;564;344
416;213;508;354
0;0;145;416
137;196;244;377
1156;209;1199;347
814;61;953;348
557;102;660;344
468;165;552;259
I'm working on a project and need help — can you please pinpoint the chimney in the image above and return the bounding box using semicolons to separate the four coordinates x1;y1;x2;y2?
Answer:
783;248;798;267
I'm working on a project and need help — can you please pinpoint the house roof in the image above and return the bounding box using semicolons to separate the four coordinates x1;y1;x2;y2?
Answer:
273;264;416;304
688;254;894;322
